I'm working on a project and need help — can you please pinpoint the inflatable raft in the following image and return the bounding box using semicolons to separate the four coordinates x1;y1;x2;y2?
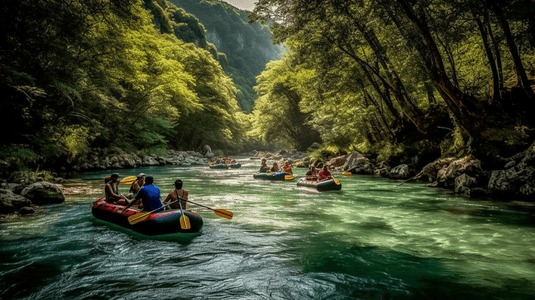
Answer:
209;163;241;169
297;178;342;191
253;172;294;181
92;198;203;236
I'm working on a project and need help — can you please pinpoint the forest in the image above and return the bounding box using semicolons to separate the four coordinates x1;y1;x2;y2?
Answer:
1;0;534;175
249;0;535;170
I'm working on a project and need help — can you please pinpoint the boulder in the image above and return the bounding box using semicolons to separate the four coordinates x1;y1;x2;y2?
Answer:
203;145;213;155
344;153;375;175
487;144;535;199
20;182;65;205
0;189;33;214
436;158;483;188
454;173;477;196
387;164;412;179
142;156;160;166
326;155;348;169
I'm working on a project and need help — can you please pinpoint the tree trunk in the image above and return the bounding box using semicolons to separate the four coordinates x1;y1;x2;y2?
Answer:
491;1;534;100
473;10;501;102
396;0;486;140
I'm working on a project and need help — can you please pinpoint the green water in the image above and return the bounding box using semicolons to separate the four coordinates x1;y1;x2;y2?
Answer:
1;158;535;299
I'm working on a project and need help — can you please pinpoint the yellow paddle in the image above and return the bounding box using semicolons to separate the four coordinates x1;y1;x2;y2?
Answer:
127;199;180;225
176;190;191;230
342;172;352;176
181;198;233;219
334;178;341;185
284;174;294;180
121;176;137;185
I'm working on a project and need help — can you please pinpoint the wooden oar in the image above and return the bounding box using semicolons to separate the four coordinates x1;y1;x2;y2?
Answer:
181;198;233;220
127;199;180;225
176;190;191;230
121;176;137;185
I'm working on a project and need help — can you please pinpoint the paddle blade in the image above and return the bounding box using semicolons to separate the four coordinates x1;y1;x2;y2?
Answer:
180;215;191;229
285;175;294;181
214;209;233;219
121;176;137;184
342;172;352;176
128;212;151;225
334;179;341;185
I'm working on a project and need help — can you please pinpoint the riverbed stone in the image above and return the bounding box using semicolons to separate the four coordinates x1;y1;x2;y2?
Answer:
0;189;33;214
20;182;65;205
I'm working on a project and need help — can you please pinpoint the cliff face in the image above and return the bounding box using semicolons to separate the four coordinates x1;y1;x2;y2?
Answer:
166;0;284;112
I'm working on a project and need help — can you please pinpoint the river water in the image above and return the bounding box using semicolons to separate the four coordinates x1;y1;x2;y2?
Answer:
1;158;535;299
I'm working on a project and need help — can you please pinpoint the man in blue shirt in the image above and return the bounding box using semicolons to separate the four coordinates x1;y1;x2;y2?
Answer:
123;175;162;212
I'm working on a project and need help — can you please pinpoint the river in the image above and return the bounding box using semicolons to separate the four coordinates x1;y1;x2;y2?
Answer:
1;158;535;299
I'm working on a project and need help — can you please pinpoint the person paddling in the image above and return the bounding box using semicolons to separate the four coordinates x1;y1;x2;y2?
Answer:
163;179;189;210
258;158;270;172
317;165;333;182
104;173;128;205
123;175;162;212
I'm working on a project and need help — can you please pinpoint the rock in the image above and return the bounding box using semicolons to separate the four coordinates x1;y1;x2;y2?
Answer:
387;164;412;179
0;189;33;214
504;160;517;169
203;145;213;155
345;153;375;175
20;182;65;205
454;174;477;195
436;158;483;188
487;143;535;199
18;206;35;215
326;155;348;170
142;156;160;166
0;159;10;178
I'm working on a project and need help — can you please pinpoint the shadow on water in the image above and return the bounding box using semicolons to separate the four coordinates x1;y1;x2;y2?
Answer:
91;219;200;244
0;257;63;299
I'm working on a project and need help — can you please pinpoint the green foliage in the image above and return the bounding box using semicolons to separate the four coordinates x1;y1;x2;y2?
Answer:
0;0;259;172
249;0;535;166
213;149;225;157
56;126;91;157
0;147;40;171
374;142;405;163
167;0;284;112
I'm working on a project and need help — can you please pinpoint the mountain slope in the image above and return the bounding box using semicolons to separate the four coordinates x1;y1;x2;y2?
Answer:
167;0;284;112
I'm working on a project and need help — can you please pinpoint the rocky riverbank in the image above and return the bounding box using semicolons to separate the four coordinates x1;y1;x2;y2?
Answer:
252;141;535;201
0;149;215;216
2;142;534;217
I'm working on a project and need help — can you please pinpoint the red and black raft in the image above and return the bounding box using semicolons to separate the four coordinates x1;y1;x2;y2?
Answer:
92;198;203;236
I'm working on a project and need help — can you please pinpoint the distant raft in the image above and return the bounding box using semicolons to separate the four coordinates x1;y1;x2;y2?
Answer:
209;163;241;169
91;198;203;236
297;178;342;191
253;172;294;181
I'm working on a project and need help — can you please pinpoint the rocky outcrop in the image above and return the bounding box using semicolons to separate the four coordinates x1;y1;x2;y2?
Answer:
344;153;375;175
488;143;535;199
20;181;65;205
0;180;65;215
251;150;307;165
387;164;413;179
71;150;210;172
0;189;33;214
